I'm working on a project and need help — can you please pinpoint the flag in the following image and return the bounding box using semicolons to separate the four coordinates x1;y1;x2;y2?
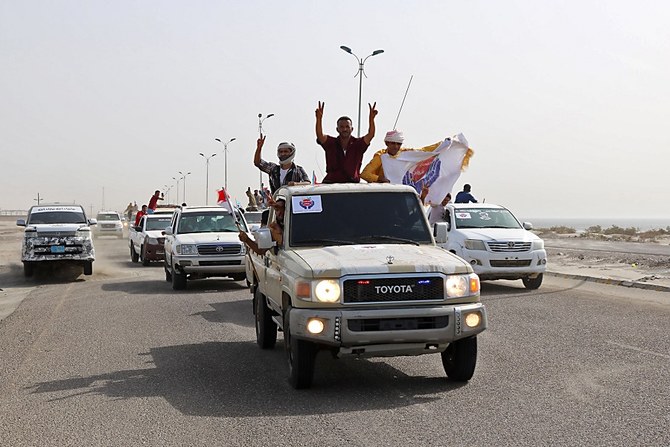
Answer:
380;133;473;205
312;170;318;185
217;188;233;214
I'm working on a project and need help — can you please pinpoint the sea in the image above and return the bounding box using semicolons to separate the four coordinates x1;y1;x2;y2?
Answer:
521;217;669;232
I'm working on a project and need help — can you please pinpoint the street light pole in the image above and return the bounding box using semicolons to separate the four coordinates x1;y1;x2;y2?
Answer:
214;138;236;191
179;171;191;204
172;177;180;204
199;152;217;205
257;113;274;190
340;46;384;137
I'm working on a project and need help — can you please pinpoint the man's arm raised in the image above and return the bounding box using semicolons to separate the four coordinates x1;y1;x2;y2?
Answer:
315;101;327;145
362;102;378;146
254;135;266;168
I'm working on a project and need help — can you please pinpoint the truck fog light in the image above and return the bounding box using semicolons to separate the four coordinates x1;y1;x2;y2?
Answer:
465;312;481;328
307;318;325;334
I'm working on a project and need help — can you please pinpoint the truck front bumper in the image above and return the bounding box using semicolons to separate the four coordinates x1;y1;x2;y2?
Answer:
288;303;487;357
175;254;246;275
459;248;547;281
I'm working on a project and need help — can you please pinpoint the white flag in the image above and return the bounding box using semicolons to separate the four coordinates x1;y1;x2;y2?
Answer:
381;133;473;204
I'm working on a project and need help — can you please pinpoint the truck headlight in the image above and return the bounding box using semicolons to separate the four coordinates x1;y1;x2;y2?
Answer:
464;239;486;250
147;237;158;245
314;280;341;303
531;239;544;250
77;227;92;239
446;273;479;298
176;244;198;255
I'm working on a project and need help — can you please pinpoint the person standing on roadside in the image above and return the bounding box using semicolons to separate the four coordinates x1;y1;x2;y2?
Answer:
315;101;377;183
455;184;478;203
147;190;163;214
254;136;310;194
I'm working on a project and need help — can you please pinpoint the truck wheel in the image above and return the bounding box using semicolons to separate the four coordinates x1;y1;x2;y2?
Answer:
130;245;139;263
141;245;150;266
255;289;277;349
284;306;317;389
522;273;543;290
230;273;246;282
83;261;93;276
23;262;34;278
441;336;477;382
171;265;187;290
164;262;172;282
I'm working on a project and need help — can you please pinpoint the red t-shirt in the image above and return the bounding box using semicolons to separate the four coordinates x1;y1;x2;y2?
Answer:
134;211;146;227
319;135;370;183
148;194;160;210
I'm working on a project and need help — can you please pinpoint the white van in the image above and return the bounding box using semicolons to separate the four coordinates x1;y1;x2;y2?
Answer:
433;203;547;289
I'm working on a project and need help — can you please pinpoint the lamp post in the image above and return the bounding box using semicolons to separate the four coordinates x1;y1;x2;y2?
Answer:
164;184;171;204
179;171;191;204
257;113;274;190
172;176;180;204
214;137;236;191
339;46;384;137
199;152;217;205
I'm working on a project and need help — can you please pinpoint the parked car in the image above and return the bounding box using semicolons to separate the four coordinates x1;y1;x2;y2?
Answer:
17;204;96;277
93;211;124;238
434;203;547;289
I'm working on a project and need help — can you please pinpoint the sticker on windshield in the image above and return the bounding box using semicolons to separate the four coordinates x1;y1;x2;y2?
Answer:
33;206;81;213
292;196;322;214
455;212;471;219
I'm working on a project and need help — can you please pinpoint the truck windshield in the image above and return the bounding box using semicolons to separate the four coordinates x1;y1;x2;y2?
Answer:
28;211;87;224
146;217;172;231
178;211;246;234
97;214;120;221
454;208;521;229
290;192;431;247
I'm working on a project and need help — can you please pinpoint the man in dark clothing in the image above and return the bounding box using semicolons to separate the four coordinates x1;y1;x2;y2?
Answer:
315;101;377;183
455;184;478;203
254;136;309;193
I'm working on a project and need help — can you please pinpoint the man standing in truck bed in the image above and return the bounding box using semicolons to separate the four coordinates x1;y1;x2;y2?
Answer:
315;101;377;183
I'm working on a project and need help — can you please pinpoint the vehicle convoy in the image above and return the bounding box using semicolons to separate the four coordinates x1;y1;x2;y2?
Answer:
246;184;487;389
16;204;96;277
93;211;124;238
433;203;547;289
129;214;173;265
163;206;249;290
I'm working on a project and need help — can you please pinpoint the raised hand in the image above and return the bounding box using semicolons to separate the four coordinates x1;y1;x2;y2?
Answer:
256;134;266;151
368;102;378;119
315;101;325;120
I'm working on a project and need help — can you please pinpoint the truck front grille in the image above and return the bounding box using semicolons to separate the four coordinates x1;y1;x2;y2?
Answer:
343;276;444;303
348;316;449;332
199;260;242;266
197;244;242;255
487;241;531;252
489;259;532;267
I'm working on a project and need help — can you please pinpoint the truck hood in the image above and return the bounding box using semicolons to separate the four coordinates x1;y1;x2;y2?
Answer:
175;232;240;244
26;223;89;235
456;228;540;242
291;244;472;277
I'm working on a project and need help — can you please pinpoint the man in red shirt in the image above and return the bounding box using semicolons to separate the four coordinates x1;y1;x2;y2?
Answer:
147;190;163;214
134;205;147;226
315;101;377;183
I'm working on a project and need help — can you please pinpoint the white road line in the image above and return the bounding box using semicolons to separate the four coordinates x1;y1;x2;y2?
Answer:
606;340;670;360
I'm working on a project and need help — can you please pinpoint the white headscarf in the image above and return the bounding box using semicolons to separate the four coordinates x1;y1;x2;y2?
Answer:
384;130;404;144
277;142;296;165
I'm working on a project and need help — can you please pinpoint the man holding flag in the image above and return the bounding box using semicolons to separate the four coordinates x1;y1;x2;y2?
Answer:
361;130;439;183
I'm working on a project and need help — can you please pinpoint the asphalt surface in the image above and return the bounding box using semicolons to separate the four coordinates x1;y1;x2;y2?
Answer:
1;236;669;446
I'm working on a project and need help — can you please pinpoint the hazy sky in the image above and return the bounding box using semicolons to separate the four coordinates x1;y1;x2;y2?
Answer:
2;0;668;219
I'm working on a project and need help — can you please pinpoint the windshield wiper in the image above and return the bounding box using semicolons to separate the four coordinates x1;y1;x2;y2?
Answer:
296;238;355;246
357;235;420;246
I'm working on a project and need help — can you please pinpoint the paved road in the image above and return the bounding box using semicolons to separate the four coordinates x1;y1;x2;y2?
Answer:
1;237;669;446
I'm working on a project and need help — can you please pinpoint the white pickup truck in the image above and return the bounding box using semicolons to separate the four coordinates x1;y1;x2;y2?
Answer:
246;184;488;389
163;206;249;290
129;214;173;266
434;203;547;289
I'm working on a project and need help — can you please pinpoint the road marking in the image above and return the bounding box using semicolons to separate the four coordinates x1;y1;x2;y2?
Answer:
606;341;670;359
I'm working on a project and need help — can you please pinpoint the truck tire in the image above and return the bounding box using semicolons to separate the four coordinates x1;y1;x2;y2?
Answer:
130;245;139;263
164;262;172;282
83;261;93;276
141;245;150;266
284;306;317;389
441;336;477;382
522;273;543;290
229;273;246;282
254;289;277;349
171;265;187;290
23;262;34;278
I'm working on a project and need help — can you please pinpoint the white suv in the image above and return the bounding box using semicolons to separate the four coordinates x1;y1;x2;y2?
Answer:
163;206;249;290
93;211;124;238
434;203;547;289
17;204;96;277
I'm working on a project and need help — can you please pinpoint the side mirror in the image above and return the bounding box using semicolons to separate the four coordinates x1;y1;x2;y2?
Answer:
163;227;173;235
523;222;533;230
16;219;26;227
88;218;97;226
434;222;449;243
254;228;275;250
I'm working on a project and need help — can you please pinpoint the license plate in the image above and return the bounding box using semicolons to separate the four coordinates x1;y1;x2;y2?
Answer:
51;246;65;253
